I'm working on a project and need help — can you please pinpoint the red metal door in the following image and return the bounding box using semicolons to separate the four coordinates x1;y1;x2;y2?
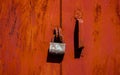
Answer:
0;0;120;75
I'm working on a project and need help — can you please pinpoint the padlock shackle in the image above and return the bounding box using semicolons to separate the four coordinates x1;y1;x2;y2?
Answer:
52;28;63;43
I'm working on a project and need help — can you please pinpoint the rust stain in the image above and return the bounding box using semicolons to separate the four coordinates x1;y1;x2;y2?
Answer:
93;4;102;43
92;56;109;75
113;56;120;75
9;17;17;35
92;30;99;42
116;0;120;20
94;4;101;23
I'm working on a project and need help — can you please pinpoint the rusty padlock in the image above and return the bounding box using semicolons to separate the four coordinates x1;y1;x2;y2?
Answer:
49;28;65;54
47;28;65;63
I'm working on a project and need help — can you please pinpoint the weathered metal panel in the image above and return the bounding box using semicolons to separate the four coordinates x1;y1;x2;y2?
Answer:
0;0;120;75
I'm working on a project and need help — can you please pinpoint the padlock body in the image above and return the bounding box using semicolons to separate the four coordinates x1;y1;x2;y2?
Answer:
49;42;65;54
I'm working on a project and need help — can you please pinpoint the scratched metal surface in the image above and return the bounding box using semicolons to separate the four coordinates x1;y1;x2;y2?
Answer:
0;0;120;75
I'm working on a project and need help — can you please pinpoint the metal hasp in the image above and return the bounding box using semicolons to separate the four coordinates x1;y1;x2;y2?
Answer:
74;10;84;58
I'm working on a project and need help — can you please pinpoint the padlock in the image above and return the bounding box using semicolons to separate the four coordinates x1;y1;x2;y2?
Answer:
49;28;65;54
47;28;65;63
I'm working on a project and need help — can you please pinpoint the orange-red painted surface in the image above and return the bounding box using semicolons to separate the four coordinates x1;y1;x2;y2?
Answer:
0;0;120;75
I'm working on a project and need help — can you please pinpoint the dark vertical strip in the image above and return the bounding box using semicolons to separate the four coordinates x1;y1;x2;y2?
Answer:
74;19;84;58
60;0;62;28
74;19;80;58
74;19;79;50
60;0;62;75
60;62;62;75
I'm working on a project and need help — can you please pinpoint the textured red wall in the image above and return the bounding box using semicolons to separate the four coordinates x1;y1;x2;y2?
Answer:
0;0;120;75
